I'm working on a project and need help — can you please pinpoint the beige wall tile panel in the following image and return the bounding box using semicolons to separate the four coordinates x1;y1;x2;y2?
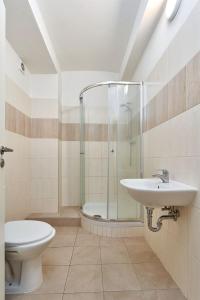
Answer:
31;118;58;139
186;51;200;110
25;115;31;137
155;86;168;126
146;99;156;131
5;102;16;133
85;124;108;141
5;102;31;137
15;109;25;136
144;51;200;132
61;123;108;141
167;68;186;120
62;123;80;141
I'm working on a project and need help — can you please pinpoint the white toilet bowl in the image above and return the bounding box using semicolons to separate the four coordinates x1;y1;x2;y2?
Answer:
5;220;56;294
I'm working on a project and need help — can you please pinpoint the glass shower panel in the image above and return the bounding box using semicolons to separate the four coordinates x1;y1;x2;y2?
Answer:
80;99;85;209
108;84;142;220
81;86;109;219
80;82;143;221
107;86;119;219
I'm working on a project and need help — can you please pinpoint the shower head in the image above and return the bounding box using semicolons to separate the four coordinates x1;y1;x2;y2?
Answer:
120;103;132;111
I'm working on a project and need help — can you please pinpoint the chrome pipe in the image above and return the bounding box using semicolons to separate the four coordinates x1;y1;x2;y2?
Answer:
146;207;180;232
79;81;141;100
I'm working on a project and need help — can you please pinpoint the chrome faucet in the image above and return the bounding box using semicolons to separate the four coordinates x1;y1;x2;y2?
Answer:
152;169;169;183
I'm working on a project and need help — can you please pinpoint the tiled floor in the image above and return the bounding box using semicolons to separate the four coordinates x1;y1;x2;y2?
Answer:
6;227;186;300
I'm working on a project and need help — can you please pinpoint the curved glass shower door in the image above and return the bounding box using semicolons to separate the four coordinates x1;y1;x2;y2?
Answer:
80;82;143;221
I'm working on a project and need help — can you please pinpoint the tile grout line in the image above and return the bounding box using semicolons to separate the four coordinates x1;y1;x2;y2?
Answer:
99;236;105;300
62;227;79;296
123;237;147;292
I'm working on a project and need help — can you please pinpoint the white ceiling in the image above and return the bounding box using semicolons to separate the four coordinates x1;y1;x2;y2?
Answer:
35;0;141;72
4;0;56;73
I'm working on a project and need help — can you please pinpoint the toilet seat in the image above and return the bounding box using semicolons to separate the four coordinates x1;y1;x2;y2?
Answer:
5;220;54;247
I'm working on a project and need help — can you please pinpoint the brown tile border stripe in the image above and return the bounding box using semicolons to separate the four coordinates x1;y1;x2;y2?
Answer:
6;103;58;139
61;123;108;141
31;118;58;139
144;50;200;132
5;102;31;137
61;123;80;141
6;103;109;141
85;124;108;141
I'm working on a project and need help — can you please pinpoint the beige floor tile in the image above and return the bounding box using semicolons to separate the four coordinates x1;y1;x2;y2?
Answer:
104;290;157;300
102;264;141;291
157;289;186;300
126;244;158;263
100;237;124;247
75;234;100;246
71;246;101;265
123;237;147;247
133;262;177;290
48;226;78;247
6;295;63;300
77;228;91;234
42;247;73;265
55;226;79;234
65;265;103;293
49;233;77;247
101;245;130;264
63;292;104;300
32;266;68;294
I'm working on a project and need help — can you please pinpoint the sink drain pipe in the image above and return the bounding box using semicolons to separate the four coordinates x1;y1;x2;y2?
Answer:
146;207;180;232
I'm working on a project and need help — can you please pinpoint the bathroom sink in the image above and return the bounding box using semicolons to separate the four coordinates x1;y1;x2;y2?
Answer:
120;178;197;208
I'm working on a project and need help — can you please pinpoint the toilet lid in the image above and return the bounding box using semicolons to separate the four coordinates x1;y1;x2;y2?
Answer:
5;220;54;246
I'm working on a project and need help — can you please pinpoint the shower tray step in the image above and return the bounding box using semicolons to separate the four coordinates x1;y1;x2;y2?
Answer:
27;206;81;227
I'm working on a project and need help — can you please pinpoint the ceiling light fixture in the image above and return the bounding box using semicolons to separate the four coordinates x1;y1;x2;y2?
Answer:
165;0;182;22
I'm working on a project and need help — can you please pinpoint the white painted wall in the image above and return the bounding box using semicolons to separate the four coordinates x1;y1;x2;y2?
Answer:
6;41;31;96
61;71;119;107
30;74;58;99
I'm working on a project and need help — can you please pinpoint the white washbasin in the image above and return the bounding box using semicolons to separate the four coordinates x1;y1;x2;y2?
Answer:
120;178;197;208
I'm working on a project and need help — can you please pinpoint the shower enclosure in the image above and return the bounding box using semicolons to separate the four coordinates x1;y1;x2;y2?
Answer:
80;81;143;221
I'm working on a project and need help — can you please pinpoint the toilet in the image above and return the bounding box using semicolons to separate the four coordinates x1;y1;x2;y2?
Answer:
5;220;56;294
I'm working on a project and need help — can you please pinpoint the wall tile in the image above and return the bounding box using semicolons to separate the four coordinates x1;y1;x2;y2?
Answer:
167;68;186;120
31;98;58;118
5;103;31;137
186;51;200;109
31;139;58;158
146;99;156;130
155;86;168;125
5;131;31;221
5;102;16;133
6;76;31;116
143;104;200;298
188;207;200;262
62;123;80;141
85;124;108;141
31;118;58;139
188;256;200;300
